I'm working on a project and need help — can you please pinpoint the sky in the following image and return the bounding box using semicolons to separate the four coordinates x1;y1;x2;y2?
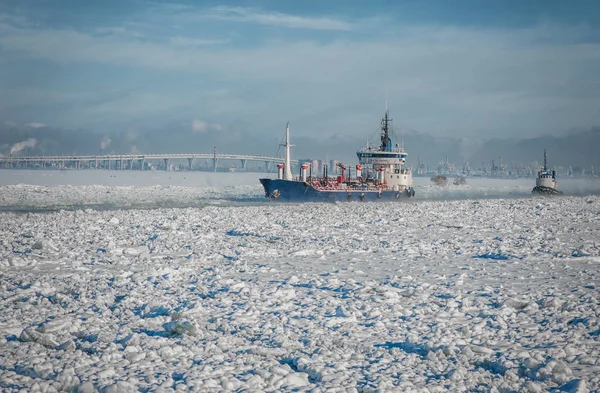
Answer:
1;0;600;151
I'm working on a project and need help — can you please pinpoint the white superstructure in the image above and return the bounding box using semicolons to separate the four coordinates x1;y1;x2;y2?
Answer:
535;150;558;190
533;149;561;195
356;109;413;192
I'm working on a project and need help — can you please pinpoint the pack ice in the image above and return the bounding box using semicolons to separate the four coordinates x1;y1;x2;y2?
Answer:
0;179;599;392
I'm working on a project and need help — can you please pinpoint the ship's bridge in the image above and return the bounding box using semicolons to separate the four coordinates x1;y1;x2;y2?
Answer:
356;146;407;166
538;169;555;179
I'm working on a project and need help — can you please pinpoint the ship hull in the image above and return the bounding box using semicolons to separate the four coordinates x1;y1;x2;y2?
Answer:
260;178;415;202
532;186;562;195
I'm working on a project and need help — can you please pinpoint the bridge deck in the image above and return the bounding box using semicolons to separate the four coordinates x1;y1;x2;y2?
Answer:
0;153;299;170
0;153;297;162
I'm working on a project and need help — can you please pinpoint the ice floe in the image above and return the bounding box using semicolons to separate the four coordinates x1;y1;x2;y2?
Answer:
0;171;599;392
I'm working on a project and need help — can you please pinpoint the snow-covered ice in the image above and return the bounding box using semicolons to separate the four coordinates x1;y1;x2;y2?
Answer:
1;170;600;392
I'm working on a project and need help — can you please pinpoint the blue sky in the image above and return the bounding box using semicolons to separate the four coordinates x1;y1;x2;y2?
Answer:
1;0;599;148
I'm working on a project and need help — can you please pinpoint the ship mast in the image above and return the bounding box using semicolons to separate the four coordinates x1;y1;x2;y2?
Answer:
380;108;391;152
543;149;547;171
284;122;293;180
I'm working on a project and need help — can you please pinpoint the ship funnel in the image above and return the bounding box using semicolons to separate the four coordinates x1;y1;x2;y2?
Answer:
277;163;284;180
355;165;362;179
301;163;308;182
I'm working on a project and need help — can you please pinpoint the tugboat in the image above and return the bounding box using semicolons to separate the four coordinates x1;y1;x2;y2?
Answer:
532;149;562;195
430;175;448;186
453;175;467;186
259;108;415;201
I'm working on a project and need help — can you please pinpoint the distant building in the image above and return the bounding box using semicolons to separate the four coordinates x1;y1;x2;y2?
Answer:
311;159;321;175
330;160;340;175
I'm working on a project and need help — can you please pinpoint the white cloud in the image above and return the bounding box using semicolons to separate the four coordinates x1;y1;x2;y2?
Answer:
1;16;599;138
91;26;148;41
169;36;228;47
24;122;46;128
204;6;355;31
101;136;111;150
2;21;598;83
192;119;222;133
192;120;208;132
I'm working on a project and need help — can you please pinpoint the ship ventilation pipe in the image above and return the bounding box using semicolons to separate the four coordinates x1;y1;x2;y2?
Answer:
301;164;308;182
378;166;385;183
277;164;285;180
355;165;362;179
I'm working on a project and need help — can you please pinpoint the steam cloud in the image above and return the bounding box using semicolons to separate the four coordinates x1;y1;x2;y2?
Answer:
192;119;223;133
101;136;111;150
24;122;46;129
10;138;37;155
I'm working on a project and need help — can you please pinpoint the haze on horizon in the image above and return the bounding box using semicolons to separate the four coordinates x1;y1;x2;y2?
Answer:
1;0;599;165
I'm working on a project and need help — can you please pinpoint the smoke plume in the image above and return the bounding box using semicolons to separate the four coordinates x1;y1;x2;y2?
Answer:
101;136;111;150
10;138;37;155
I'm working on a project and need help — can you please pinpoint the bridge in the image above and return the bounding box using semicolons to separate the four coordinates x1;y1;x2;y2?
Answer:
0;152;298;172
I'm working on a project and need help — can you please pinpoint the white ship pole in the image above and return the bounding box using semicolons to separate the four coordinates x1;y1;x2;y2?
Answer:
284;122;293;180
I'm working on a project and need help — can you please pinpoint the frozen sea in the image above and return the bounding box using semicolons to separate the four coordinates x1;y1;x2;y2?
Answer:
1;169;599;393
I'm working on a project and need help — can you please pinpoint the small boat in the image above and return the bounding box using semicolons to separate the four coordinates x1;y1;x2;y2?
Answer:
430;175;447;186
532;149;562;195
259;108;416;202
453;175;467;186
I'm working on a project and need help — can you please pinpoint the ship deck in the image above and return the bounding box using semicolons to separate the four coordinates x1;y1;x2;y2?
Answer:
308;179;386;192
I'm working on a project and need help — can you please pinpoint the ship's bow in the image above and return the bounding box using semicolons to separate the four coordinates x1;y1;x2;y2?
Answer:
259;178;272;198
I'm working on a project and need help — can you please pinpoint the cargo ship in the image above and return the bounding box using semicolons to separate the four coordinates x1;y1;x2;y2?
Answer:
259;108;415;201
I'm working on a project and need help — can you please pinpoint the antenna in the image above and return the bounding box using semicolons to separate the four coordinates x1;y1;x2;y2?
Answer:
385;88;388;113
380;91;392;152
